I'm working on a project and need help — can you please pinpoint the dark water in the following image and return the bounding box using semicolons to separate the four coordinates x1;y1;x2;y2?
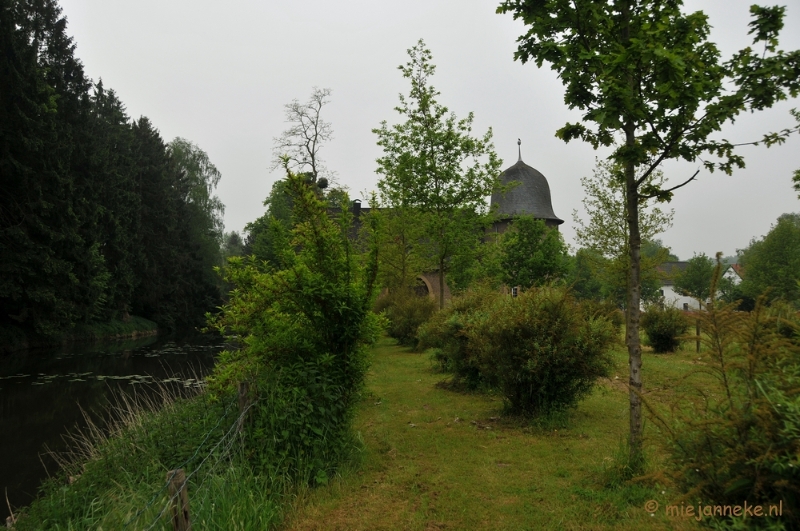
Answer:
0;334;225;521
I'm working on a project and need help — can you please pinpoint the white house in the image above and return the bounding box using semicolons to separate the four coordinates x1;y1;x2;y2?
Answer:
657;261;743;310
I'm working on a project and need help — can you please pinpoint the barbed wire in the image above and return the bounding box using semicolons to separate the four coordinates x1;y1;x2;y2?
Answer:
140;398;259;531
123;395;238;528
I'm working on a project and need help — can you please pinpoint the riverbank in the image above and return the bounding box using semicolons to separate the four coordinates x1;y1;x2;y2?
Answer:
0;316;158;355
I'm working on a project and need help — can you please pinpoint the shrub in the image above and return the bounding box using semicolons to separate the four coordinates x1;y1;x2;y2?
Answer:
647;256;800;530
640;305;689;353
469;286;616;416
417;285;499;388
208;172;381;484
652;297;800;530
418;285;616;416
374;288;437;348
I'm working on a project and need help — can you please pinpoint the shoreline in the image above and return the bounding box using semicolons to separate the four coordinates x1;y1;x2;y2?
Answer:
0;317;159;355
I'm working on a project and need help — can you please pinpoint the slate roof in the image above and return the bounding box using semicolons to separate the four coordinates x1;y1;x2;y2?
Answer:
490;159;563;225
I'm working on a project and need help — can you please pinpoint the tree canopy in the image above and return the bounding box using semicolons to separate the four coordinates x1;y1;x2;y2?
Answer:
739;213;800;305
1;0;226;341
374;39;501;307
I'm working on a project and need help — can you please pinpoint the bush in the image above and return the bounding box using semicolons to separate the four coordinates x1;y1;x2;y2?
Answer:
418;285;616;416
640;305;689;353
374;288;437;348
417;286;499;388
208;172;381;485
653;297;800;530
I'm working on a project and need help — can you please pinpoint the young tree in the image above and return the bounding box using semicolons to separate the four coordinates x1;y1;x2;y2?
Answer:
374;39;502;308
500;216;569;289
497;0;800;461
674;252;716;352
572;160;673;308
271;87;335;187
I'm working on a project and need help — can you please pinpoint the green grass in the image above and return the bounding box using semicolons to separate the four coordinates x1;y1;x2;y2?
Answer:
283;337;701;531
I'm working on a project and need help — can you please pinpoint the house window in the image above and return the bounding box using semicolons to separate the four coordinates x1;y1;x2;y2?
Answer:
683;303;689;311
512;286;518;298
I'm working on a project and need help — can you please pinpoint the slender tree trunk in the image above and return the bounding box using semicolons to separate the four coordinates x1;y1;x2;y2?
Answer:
695;299;701;353
624;138;643;465
438;258;445;309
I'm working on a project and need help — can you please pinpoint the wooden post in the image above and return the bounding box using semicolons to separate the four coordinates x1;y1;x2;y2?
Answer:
237;381;250;433
167;469;191;531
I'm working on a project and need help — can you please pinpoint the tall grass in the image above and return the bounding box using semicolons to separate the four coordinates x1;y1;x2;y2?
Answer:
10;372;289;530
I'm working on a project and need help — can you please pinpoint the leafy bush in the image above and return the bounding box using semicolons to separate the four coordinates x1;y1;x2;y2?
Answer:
208;172;381;484
417;285;499;388
419;285;615;416
373;288;437;348
640;305;689;353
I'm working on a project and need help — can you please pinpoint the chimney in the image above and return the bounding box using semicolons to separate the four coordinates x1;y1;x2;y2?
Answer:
352;199;362;216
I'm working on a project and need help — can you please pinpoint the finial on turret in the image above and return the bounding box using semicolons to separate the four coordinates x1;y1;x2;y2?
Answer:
517;138;521;162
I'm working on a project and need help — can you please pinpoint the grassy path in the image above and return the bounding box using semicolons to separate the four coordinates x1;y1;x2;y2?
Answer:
284;337;698;531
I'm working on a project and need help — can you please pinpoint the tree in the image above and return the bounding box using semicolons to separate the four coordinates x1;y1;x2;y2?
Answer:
374;39;502;308
573;160;674;260
244;179;292;268
642;239;679;262
271;87;335;188
674;253;716;307
572;160;673;308
674;252;716;352
739;213;800;305
500;216;569;288
221;231;244;260
497;0;800;462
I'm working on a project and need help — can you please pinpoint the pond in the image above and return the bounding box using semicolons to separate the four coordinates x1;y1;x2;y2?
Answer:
0;333;225;522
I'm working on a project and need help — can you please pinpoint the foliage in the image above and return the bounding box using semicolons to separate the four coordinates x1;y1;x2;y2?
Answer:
673;253;716;306
497;0;800;459
419;285;615;416
222;231;245;260
374;39;502;307
499;216;569;288
739;213;800;305
0;1;225;340
373;288;437;349
640;306;689;353
208;171;381;484
572;160;674;260
417;285;500;387
651;284;800;529
244;179;293;268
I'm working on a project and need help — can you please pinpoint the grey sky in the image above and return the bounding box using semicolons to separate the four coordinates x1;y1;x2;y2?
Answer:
58;0;800;260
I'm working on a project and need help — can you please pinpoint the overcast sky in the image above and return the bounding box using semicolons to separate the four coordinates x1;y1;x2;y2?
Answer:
57;0;800;260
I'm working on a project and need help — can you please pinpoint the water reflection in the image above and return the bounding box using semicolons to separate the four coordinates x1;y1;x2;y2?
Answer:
0;334;223;521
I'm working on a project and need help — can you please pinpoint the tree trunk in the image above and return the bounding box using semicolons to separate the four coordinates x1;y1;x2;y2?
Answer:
695;302;701;353
438;258;445;309
624;145;643;465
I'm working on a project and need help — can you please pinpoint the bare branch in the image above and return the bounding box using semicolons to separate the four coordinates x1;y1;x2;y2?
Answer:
640;169;701;200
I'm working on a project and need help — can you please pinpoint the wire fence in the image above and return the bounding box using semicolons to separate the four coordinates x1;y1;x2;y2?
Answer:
139;398;259;531
122;393;252;530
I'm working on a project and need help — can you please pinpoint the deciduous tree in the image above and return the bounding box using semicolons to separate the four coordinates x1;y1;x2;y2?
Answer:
497;0;800;462
374;39;501;308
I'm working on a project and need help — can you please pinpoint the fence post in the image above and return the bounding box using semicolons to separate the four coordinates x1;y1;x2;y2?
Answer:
167;469;191;531
237;381;250;433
